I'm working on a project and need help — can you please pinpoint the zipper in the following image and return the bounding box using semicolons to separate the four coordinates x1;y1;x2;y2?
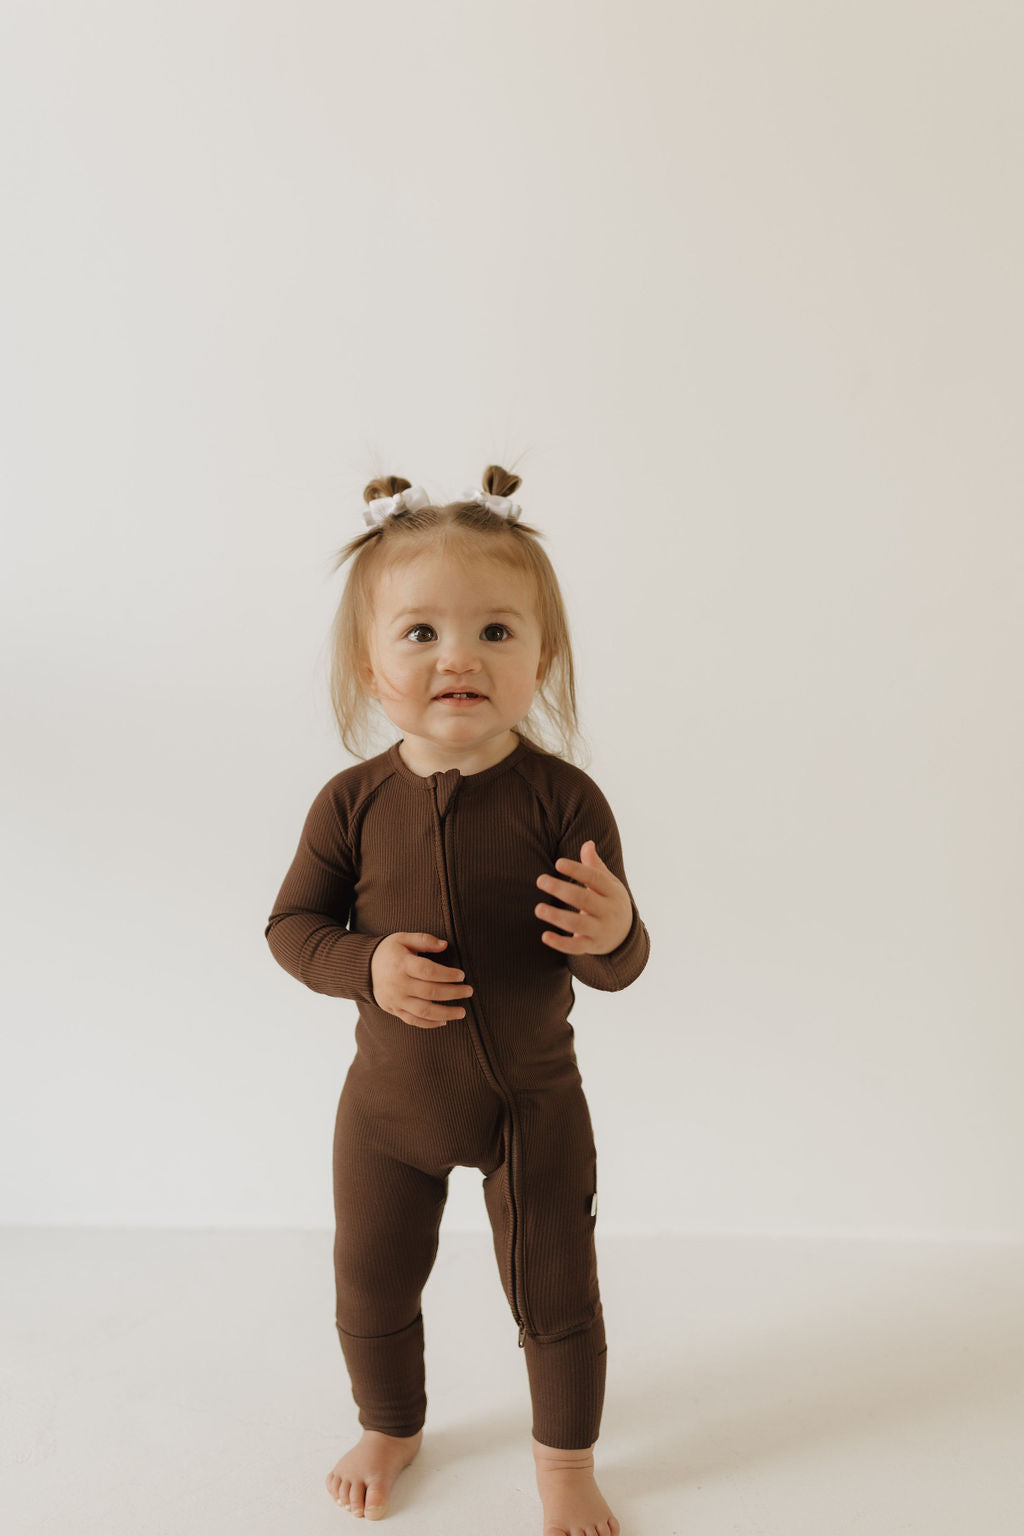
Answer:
430;772;531;1345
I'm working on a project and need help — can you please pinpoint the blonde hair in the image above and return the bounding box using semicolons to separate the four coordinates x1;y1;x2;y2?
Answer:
325;464;590;766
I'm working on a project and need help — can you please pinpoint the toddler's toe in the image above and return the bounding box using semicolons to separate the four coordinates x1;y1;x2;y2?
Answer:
348;1478;366;1516
364;1483;388;1520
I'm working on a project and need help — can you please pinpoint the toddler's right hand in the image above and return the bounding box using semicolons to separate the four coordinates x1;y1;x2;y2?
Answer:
370;933;473;1030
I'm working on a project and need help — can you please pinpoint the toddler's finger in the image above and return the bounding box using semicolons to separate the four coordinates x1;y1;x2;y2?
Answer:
423;959;467;981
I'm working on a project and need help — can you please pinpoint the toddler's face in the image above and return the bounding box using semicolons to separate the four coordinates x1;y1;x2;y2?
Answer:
363;549;545;755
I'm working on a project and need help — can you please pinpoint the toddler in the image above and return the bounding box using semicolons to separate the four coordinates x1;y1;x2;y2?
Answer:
265;466;650;1534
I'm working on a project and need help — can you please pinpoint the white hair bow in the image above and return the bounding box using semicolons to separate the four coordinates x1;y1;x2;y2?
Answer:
362;481;523;529
362;484;431;528
460;486;523;522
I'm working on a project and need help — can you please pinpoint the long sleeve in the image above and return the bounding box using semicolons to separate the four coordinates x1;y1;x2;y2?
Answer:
551;774;651;992
264;780;385;1003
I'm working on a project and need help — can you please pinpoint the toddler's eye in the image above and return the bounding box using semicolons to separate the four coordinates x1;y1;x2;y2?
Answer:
403;622;513;642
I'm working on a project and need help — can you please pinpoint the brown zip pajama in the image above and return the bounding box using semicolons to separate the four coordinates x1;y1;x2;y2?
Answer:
265;733;650;1450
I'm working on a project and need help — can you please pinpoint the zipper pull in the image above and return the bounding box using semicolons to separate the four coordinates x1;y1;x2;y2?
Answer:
518;1323;526;1348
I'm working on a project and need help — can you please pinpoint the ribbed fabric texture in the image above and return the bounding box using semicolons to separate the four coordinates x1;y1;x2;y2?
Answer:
265;732;650;1449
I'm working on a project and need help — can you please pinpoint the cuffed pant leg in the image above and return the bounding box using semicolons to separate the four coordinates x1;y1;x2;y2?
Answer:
523;1308;607;1450
336;1312;428;1438
499;1082;606;1449
333;1082;448;1438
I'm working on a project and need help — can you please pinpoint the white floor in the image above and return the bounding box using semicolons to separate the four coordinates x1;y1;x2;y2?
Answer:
2;1227;1022;1535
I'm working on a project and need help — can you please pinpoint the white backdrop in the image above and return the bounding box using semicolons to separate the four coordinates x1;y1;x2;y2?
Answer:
1;1;1021;1239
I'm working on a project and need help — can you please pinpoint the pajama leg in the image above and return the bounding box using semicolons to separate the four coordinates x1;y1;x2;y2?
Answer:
523;1312;607;1450
481;1081;607;1449
332;1082;449;1437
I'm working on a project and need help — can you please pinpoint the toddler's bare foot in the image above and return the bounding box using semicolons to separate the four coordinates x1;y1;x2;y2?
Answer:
326;1427;423;1520
532;1435;621;1536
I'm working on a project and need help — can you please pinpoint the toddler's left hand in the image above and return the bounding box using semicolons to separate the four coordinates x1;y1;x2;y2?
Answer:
534;841;633;957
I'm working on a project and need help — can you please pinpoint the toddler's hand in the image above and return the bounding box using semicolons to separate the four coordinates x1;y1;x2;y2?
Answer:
534;841;634;957
370;932;474;1029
